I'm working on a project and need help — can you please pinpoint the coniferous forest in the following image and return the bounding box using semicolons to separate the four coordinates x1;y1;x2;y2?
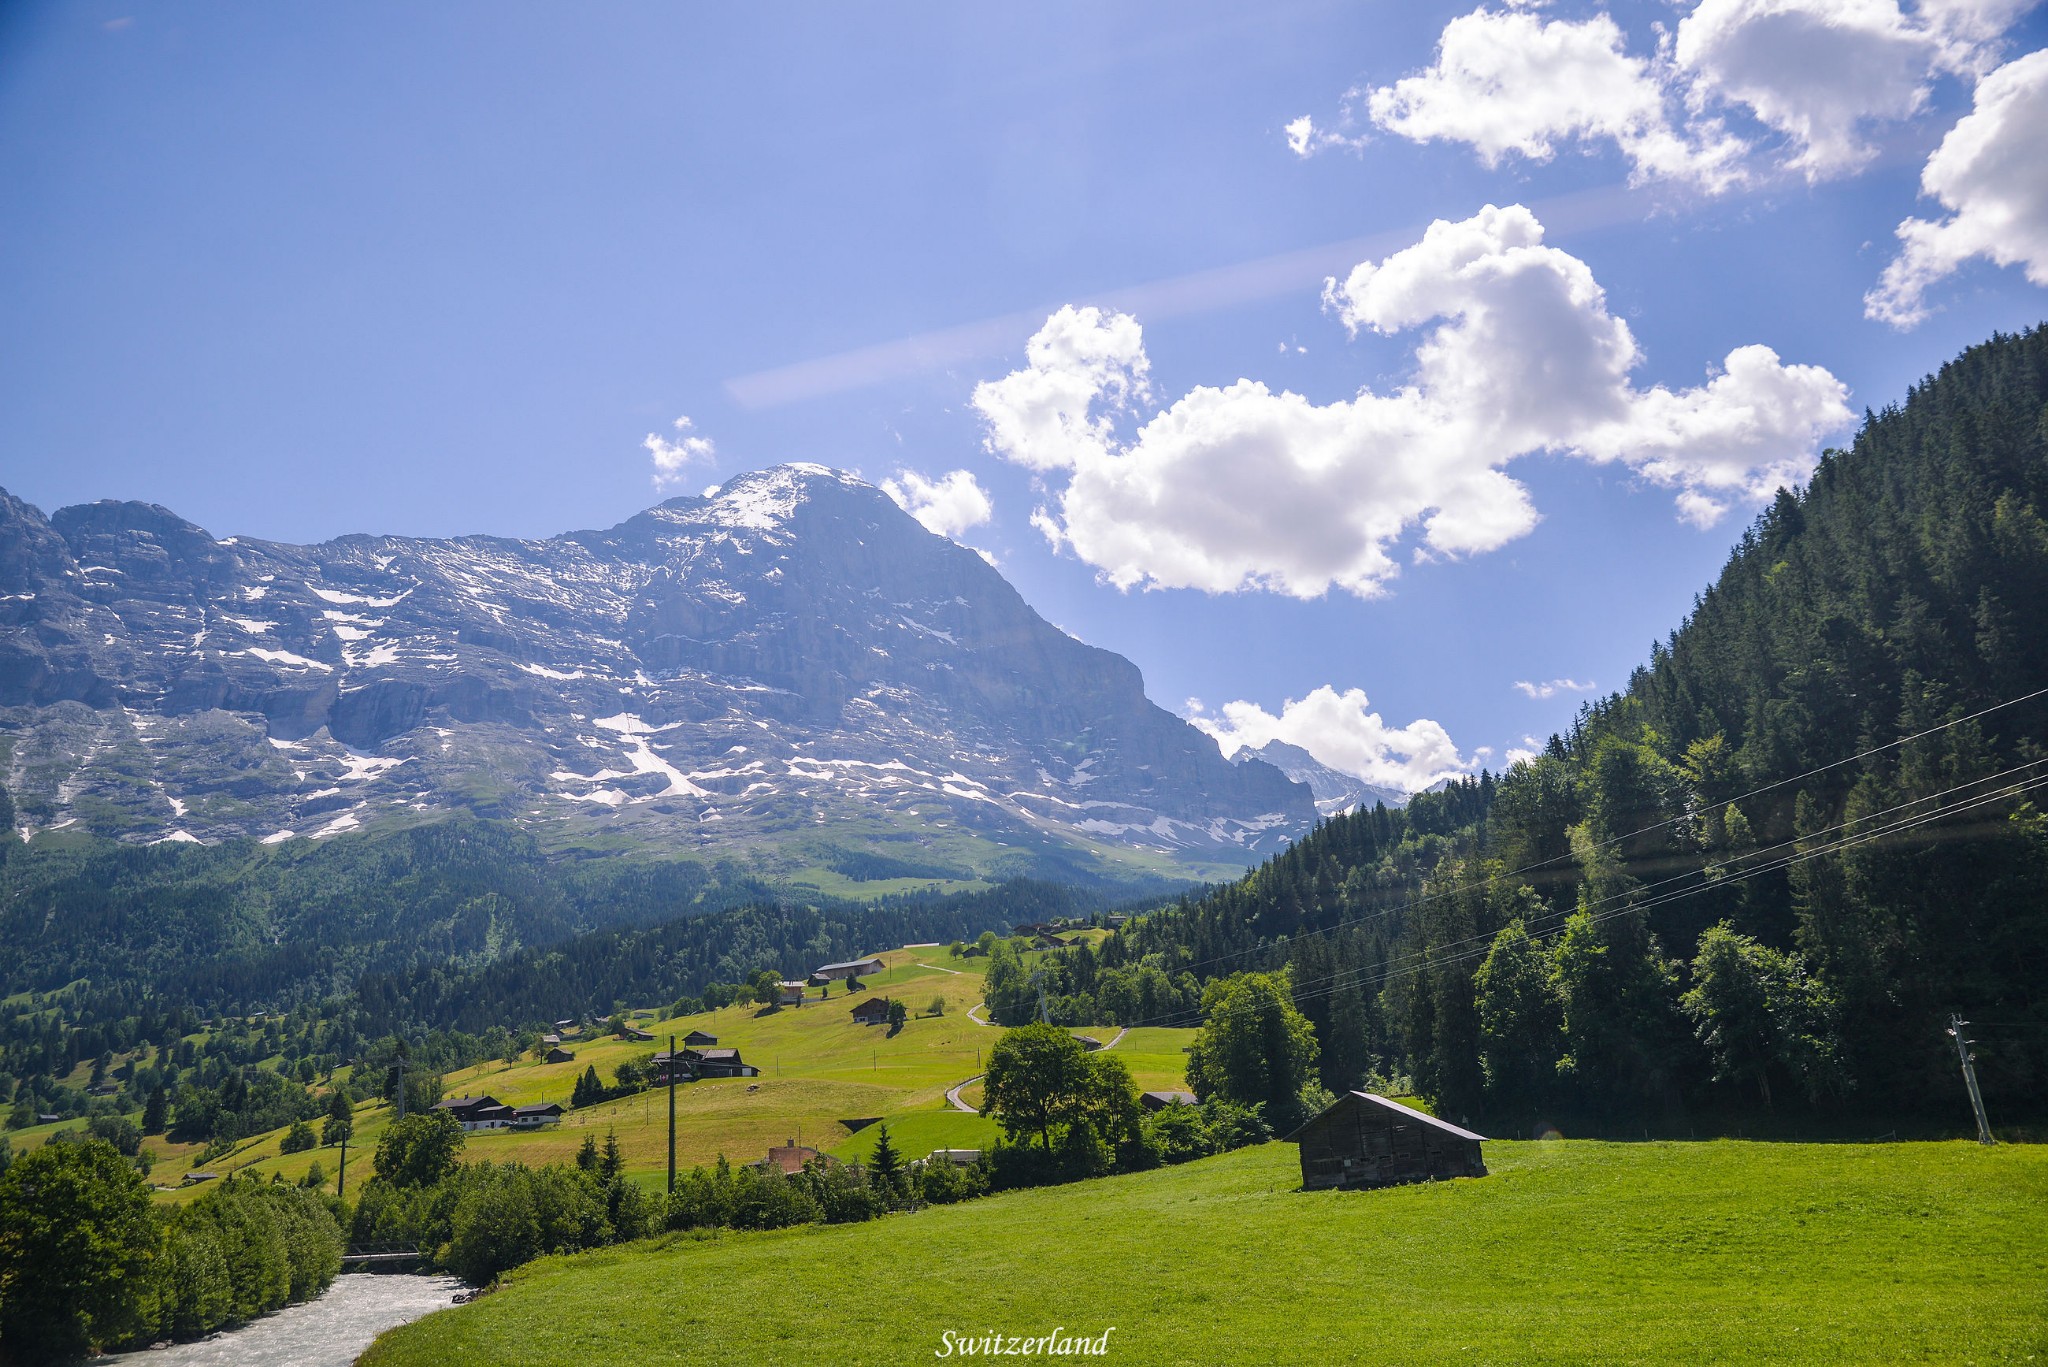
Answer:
1073;326;2048;1133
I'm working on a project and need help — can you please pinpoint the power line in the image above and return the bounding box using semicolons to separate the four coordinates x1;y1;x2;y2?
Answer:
1118;681;2048;987
1121;763;2048;1032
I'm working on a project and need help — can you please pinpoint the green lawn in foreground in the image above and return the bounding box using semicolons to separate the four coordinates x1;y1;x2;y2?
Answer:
360;1139;2048;1366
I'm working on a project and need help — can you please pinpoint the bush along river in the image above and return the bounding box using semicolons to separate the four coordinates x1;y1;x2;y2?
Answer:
102;1274;464;1367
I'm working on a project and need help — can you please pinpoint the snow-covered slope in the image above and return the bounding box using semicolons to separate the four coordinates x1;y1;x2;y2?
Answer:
0;466;1312;873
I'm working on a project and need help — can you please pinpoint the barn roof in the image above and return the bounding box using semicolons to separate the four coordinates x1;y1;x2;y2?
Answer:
815;956;886;972
1282;1091;1487;1144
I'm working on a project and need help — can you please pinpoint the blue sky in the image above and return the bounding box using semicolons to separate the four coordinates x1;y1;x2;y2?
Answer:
3;1;2046;786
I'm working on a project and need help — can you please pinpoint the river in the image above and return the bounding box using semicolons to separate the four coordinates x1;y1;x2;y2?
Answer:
102;1273;465;1367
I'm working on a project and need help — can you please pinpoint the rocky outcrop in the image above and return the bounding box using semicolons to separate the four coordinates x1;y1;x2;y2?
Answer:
0;466;1311;874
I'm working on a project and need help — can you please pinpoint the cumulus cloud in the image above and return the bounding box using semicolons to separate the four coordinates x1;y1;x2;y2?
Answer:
646;416;716;492
1309;1;2037;190
1676;0;1955;180
1363;8;1749;189
1514;677;1596;698
1189;686;1474;792
1866;48;2048;326
973;205;1851;599
881;467;996;540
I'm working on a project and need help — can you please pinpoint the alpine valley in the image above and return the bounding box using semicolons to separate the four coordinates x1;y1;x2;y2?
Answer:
0;464;1314;886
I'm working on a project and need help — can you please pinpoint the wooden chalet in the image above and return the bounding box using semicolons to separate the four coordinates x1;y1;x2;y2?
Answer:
650;1050;693;1085
1139;1089;1198;1111
812;956;886;981
435;1095;518;1131
545;1046;576;1064
511;1102;563;1129
1284;1092;1487;1191
1074;1035;1104;1051
618;1025;656;1042
849;997;893;1025
689;1046;759;1078
683;1030;718;1046
777;981;809;1007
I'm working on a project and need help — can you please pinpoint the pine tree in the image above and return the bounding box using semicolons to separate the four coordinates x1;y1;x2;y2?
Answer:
572;1065;604;1108
141;1087;168;1135
868;1122;903;1201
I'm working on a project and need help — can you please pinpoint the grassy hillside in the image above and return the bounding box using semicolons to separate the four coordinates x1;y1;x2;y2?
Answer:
148;942;1193;1197
360;1138;2047;1366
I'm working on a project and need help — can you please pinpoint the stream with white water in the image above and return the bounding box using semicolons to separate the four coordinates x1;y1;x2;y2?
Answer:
101;1273;465;1367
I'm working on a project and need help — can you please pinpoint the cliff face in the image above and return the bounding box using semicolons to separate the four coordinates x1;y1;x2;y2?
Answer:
0;465;1310;874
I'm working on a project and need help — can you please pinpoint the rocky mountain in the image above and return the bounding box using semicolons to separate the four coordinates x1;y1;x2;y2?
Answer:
0;465;1311;880
1230;740;1409;818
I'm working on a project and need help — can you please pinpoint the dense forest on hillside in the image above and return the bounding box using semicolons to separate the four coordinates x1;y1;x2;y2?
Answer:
1053;327;2048;1132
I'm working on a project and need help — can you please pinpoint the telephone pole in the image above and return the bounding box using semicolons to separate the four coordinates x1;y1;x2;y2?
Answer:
667;1033;678;1195
1947;1014;1995;1144
337;1135;348;1199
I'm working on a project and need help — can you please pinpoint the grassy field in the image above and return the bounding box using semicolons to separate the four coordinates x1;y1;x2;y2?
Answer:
359;1137;2048;1366
142;941;1177;1198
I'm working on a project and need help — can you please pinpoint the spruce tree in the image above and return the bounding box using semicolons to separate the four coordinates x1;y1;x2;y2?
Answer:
868;1122;903;1200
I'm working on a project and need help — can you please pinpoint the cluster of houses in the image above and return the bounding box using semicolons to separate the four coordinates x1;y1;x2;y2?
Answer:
768;957;890;1006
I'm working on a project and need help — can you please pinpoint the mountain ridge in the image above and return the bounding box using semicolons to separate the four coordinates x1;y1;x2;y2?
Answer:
0;464;1312;879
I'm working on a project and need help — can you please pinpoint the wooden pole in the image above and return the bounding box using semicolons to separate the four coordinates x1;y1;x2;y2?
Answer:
337;1135;347;1199
667;1033;677;1194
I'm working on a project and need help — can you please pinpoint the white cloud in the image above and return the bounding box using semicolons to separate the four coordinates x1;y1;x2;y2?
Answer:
1514;677;1596;698
881;467;995;540
1363;8;1749;190
1675;0;1951;181
974;205;1851;599
1315;1;2038;191
646;416;716;492
1866;48;2048;326
1189;686;1473;792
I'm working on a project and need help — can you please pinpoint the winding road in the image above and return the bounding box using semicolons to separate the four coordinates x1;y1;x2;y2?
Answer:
943;1025;1129;1112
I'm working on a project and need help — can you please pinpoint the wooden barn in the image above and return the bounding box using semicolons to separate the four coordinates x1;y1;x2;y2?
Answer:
1284;1092;1487;1191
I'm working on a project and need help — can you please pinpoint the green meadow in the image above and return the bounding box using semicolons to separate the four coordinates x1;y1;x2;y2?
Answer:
360;1137;2048;1366
153;940;1180;1198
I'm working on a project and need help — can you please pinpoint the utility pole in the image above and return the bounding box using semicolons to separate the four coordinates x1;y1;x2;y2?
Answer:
1947;1014;1995;1144
337;1135;347;1199
667;1033;677;1194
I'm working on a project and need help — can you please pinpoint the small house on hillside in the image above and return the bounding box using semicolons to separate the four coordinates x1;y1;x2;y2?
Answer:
919;1148;981;1169
689;1047;759;1078
1074;1035;1104;1051
683;1030;717;1046
540;1033;561;1046
1285;1092;1487;1191
777;981;808;1007
619;1025;655;1042
1140;1090;1198;1111
849;997;892;1025
553;1018;579;1032
813;956;886;981
1034;934;1070;949
651;1050;693;1085
750;1140;833;1175
435;1095;518;1131
545;1046;576;1065
511;1102;563;1129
